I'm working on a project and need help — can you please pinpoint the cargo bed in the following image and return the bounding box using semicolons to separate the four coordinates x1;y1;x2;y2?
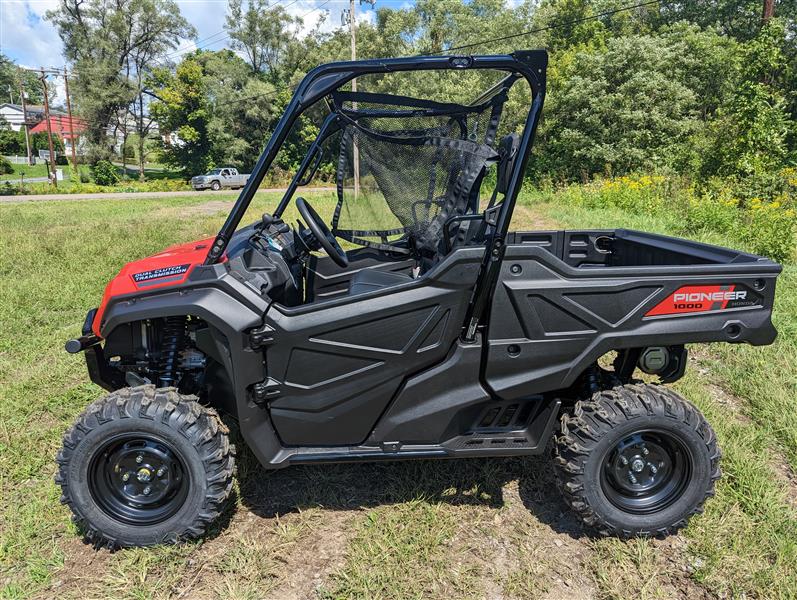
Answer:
507;228;775;268
485;229;781;400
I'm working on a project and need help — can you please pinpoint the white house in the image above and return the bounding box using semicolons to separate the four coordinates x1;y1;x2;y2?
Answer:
0;103;66;131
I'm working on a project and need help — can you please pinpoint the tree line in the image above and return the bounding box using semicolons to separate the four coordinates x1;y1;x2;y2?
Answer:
33;0;797;185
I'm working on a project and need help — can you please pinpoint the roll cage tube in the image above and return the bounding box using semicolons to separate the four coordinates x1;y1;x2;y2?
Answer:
275;111;341;216
203;51;547;266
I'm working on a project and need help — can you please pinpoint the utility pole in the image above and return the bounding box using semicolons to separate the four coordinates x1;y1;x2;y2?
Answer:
762;0;774;23
346;0;360;197
39;69;58;189
342;0;374;198
64;67;78;169
19;83;32;166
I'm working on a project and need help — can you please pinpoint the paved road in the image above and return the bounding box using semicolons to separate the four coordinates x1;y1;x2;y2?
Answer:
0;187;336;204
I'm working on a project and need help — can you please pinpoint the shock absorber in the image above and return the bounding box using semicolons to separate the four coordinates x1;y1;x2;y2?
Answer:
158;316;187;388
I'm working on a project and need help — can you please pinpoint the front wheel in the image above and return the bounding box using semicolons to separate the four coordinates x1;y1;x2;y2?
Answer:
56;385;235;548
554;383;720;537
210;181;221;191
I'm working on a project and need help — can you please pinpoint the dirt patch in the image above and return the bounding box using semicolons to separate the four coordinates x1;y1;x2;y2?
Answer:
153;199;233;219
262;510;357;600
513;204;560;230
183;200;234;217
689;350;752;425
37;537;113;599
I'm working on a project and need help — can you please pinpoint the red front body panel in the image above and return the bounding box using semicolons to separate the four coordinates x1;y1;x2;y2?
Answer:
92;238;217;336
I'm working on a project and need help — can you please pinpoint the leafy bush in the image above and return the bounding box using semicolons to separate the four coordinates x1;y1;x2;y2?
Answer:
0;155;12;175
91;160;120;186
0;129;24;155
741;198;797;262
545;173;796;263
0;181;17;195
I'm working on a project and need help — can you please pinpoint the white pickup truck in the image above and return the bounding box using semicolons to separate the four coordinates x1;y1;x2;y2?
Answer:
191;167;250;191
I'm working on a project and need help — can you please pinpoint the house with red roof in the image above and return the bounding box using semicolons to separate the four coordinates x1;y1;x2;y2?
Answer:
29;114;88;157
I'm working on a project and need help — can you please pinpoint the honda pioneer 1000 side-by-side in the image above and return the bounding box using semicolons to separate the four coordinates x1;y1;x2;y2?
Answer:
59;51;781;548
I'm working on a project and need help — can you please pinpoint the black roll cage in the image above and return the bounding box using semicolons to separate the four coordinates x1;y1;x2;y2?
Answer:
204;50;548;341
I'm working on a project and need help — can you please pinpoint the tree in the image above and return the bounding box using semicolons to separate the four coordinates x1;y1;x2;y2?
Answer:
126;1;194;178
651;0;796;42
700;19;792;178
225;0;303;84
0;54;43;105
46;0;195;162
202;51;277;169
149;58;213;175
537;34;701;179
150;50;278;173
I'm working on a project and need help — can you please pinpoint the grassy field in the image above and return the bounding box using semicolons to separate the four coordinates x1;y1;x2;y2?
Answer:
0;191;795;599
1;162;65;183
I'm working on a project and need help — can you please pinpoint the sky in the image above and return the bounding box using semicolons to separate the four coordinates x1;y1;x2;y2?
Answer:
0;0;390;104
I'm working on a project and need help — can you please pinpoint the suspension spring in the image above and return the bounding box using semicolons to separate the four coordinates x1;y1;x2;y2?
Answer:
158;316;187;388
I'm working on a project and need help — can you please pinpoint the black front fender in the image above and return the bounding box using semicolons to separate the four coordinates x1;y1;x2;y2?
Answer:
97;284;284;468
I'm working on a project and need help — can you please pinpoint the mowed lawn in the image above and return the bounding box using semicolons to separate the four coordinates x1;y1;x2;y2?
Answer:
0;192;795;599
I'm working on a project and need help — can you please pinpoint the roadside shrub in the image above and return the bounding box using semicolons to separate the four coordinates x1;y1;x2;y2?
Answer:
684;192;738;235
113;178;190;193
741;198;797;262
540;172;797;263
0;156;12;175
91;160;120;186
0;181;18;195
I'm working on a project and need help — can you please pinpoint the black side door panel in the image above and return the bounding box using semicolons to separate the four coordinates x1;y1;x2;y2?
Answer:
265;249;483;446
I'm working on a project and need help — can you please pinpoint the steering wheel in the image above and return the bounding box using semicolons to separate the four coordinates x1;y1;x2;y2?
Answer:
296;197;349;268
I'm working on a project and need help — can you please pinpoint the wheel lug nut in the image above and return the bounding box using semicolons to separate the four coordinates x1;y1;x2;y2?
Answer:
135;454;143;464
157;467;166;478
642;447;649;456
143;486;152;495
628;473;638;484
122;472;130;482
648;463;658;474
620;456;628;466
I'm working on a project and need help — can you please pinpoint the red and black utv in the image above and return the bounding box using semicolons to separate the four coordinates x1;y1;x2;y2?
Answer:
58;51;781;548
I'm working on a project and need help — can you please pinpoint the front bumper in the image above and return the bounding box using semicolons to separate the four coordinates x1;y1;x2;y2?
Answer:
192;181;211;190
65;308;122;391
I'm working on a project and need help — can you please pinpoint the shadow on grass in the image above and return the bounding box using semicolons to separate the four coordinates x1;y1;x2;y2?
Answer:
231;430;593;540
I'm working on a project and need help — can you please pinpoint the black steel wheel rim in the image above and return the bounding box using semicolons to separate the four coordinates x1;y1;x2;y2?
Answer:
88;433;190;525
600;429;692;514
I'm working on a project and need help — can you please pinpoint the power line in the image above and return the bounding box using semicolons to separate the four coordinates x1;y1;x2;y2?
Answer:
429;0;661;55
157;0;659;108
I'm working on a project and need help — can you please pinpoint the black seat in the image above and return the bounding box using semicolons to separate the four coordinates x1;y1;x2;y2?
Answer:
348;269;414;295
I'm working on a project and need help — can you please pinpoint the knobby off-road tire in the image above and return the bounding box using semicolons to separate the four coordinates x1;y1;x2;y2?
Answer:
554;383;721;537
56;385;235;549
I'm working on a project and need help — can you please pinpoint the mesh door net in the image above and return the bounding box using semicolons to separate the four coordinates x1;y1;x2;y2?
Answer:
330;89;509;256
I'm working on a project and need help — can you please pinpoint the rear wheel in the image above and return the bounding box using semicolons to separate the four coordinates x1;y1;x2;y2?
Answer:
56;385;235;548
554;383;720;537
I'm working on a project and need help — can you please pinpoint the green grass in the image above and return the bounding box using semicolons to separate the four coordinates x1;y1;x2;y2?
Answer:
0;190;795;598
1;162;58;180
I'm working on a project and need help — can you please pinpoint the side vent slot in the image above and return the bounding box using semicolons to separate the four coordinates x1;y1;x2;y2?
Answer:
496;404;518;427
470;399;540;433
478;407;501;428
